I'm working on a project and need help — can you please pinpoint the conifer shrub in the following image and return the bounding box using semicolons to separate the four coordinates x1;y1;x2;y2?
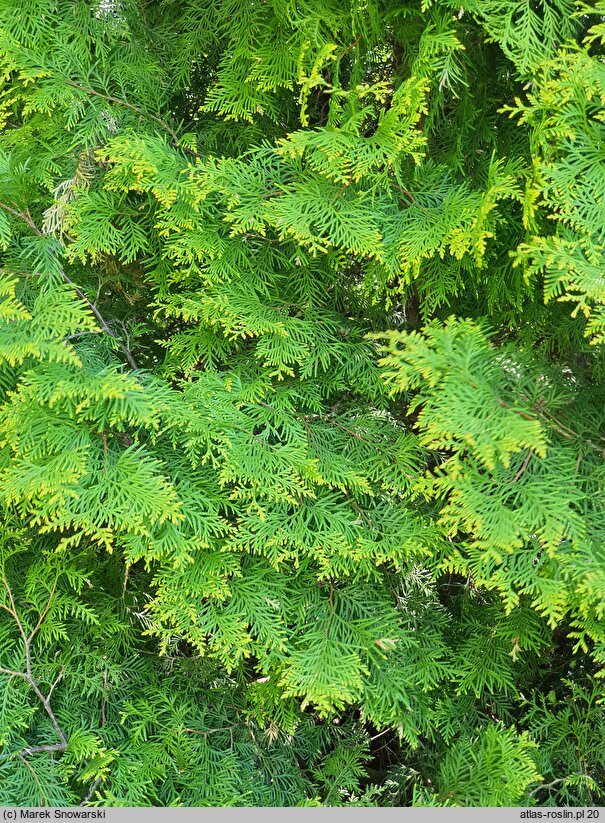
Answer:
0;0;604;807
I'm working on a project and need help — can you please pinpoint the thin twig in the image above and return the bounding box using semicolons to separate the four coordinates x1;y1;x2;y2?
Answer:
17;753;49;806
26;676;67;746
322;416;373;444
0;201;40;233
20;742;67;757
47;667;65;702
0;267;34;278
369;727;392;743
528;777;567;798
2;574;27;644
122;564;130;596
495;397;537;422
29;580;58;641
575;450;582;474
179;724;244;737
0;665;27;680
101;668;108;727
64;81;201;159
0;577;69;763
336;36;361;62
301;415;317;444
350;498;372;527
66;331;102;340
512;449;533;483
0;202;138;368
392;184;417;205
497;397;605;457
80;777;103;806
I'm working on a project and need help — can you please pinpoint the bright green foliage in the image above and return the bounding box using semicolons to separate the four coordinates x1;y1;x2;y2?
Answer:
0;0;604;808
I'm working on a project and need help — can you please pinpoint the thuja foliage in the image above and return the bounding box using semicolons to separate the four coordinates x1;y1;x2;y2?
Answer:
0;0;604;807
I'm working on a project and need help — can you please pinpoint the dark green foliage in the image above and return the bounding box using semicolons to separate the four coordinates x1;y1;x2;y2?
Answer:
1;0;604;807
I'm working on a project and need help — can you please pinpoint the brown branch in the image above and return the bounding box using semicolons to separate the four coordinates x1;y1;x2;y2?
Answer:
63;81;201;159
0;201;138;369
323;416;372;444
301;415;317;444
17;752;49;806
0;665;27;680
20;743;67;758
497;397;605;457
0;577;68;763
350;498;372;527
336;36;361;62
528;777;567;798
29;580;58;642
495;397;537;422
80;777;103;806
2;574;27;644
179;724;244;737
391;184;417;205
512;449;533;483
0;201;41;233
538;407;578;440
0;268;34;278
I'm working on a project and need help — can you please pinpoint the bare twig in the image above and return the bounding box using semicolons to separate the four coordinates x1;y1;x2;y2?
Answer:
17;752;49;806
336;36;361;62
301;415;317;444
29;581;58;641
350;497;372;527
369;727;392;743
63;81;201;160
0;577;68;764
101;668;108;727
178;723;244;745
0;665;27;680
0;268;34;278
21;742;67;757
122;564;130;596
497;397;605;457
321;416;373;444
66;330;102;340
495;397;537;422
47;667;65;702
392;184;417;205
80;777;103;806
2;574;27;644
575;450;582;474
0;201;138;368
0;201;40;233
512;449;533;483
528;777;567;798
